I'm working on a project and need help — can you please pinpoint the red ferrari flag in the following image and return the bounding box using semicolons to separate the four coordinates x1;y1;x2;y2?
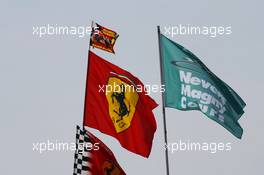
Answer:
73;125;126;175
90;23;119;53
84;51;158;157
88;130;126;175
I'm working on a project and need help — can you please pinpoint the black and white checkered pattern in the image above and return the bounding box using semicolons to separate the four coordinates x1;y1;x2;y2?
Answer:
73;126;92;175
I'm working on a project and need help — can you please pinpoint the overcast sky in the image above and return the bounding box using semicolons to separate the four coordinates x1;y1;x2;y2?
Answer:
1;0;264;174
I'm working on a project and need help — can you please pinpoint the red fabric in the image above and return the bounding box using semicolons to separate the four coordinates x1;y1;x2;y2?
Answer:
87;131;126;175
84;51;158;157
90;23;118;53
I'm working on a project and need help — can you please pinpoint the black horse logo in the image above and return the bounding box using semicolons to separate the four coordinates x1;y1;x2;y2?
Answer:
93;33;111;48
104;164;115;175
111;84;130;122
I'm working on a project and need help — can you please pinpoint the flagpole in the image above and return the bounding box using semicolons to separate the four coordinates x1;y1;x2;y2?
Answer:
73;20;93;175
157;26;170;175
82;20;94;129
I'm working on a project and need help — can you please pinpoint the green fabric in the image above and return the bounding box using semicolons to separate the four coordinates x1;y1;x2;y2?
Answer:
160;34;245;139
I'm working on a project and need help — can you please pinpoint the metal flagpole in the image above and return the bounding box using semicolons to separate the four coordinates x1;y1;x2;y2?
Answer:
82;20;94;128
157;26;170;175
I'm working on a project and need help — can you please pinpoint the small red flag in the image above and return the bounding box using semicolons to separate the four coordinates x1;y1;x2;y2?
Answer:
84;51;158;157
90;23;119;53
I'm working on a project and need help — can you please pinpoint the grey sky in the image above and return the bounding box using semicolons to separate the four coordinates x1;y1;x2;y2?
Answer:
1;0;264;174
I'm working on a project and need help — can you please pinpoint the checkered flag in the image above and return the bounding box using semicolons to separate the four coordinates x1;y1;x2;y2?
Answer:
73;126;92;175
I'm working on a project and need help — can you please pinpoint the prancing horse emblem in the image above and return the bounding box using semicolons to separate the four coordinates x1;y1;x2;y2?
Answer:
111;84;130;122
102;160;122;175
105;75;139;133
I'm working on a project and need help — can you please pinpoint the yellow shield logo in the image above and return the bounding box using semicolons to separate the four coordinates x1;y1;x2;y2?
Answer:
106;75;139;133
102;161;122;175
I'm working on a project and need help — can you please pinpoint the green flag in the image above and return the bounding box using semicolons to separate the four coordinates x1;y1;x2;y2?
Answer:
159;33;246;139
